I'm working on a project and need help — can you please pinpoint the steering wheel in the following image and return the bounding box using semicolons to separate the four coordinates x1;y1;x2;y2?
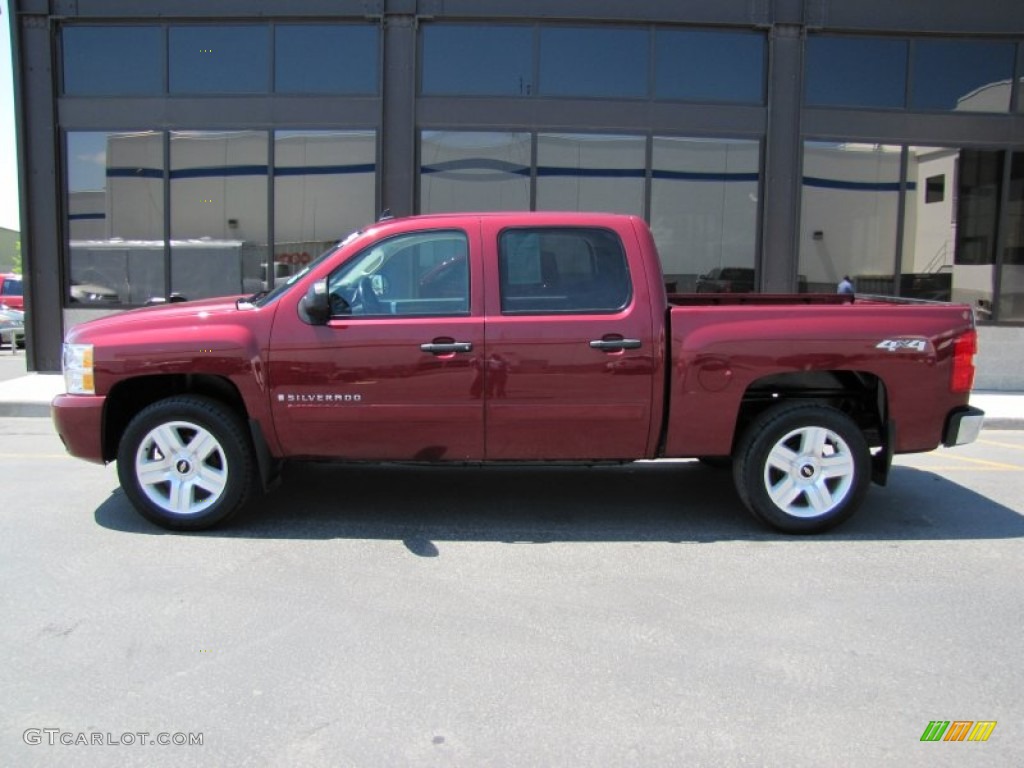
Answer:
354;276;384;315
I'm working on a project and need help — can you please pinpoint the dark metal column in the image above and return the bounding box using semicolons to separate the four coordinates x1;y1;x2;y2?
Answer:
380;6;417;217
760;23;804;292
13;3;62;371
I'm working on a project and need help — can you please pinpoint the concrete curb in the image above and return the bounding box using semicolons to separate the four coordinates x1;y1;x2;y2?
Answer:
0;402;53;418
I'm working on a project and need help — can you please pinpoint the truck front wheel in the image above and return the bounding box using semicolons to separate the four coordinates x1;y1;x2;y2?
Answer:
733;403;870;534
116;395;255;530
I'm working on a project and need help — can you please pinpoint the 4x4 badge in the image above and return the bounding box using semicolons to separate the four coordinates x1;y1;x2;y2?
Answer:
876;339;927;352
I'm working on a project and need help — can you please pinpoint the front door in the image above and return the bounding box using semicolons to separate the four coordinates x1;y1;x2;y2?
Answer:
269;226;484;460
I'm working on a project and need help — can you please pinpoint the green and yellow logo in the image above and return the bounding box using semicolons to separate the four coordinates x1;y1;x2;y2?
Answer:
920;721;997;742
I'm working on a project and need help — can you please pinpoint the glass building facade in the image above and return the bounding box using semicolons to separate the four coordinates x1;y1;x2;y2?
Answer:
10;0;1024;371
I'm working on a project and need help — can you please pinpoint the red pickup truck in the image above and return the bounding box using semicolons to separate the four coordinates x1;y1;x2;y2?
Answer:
52;212;984;534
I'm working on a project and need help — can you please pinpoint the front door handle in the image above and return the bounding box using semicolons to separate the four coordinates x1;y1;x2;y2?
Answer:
420;341;473;355
589;338;642;352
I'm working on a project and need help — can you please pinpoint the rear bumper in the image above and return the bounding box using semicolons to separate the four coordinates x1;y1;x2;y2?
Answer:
942;406;985;447
51;393;107;464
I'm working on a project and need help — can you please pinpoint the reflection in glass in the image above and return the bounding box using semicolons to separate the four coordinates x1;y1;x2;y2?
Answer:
536;134;645;216
655;30;764;104
539;27;648;98
66;132;165;305
169;26;270;94
999;153;1024;320
420;132;531;213
275;25;379;94
170;131;268;300
952;149;1003;317
274;131;377;284
804;36;907;109
900;147;955;302
650;138;759;291
421;25;533;96
911;40;1015;113
62;27;163;95
799;143;902;294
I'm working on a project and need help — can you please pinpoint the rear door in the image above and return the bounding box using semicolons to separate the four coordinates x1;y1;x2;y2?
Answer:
481;220;657;460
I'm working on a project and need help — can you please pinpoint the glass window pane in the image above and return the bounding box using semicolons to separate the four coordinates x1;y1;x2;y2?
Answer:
67;132;165;306
900;147;956;302
651;137;760;292
805;36;907;109
169;26;270;94
539;27;648;98
275;25;379;94
422;25;533;96
655;30;764;104
63;27;163;95
498;228;631;314
536;134;645;216
1018;64;1024;112
170;131;268;300
799;142;902;294
420;132;531;213
912;40;1015;113
999;152;1024;320
903;147;1003;316
328;231;469;317
274;131;377;283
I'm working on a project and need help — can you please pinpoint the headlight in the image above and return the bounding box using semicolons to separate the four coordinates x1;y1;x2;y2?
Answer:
63;343;95;395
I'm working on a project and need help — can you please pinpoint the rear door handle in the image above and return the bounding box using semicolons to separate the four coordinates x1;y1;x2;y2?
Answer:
589;338;642;351
420;341;473;355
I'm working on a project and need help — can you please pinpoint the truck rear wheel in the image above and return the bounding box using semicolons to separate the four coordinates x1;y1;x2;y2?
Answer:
116;395;254;530
733;403;870;534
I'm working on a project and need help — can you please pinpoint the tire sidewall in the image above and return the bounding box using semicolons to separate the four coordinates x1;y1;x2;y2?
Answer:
117;395;253;530
735;404;871;534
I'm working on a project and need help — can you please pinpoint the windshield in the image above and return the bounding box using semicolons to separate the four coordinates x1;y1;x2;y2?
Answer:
253;230;365;308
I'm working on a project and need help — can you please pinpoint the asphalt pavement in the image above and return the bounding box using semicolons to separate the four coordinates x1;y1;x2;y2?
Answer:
2;417;1023;767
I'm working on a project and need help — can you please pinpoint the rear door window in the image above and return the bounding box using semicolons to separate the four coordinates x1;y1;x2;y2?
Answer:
498;227;631;314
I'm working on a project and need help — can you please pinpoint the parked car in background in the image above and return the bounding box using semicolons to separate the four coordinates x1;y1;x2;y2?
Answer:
69;279;120;304
0;273;24;311
0;306;25;349
695;267;755;294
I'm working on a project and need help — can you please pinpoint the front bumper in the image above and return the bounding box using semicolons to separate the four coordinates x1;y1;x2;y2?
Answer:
51;393;107;464
942;406;985;447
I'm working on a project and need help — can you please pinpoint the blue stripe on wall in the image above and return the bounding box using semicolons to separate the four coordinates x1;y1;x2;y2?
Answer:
106;163;377;180
68;212;106;221
275;164;376;177
652;170;759;182
803;176;917;192
101;163;920;193
421;159;529;176
422;159;760;182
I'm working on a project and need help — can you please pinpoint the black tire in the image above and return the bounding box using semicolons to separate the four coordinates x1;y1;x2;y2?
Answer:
117;395;255;530
733;403;871;534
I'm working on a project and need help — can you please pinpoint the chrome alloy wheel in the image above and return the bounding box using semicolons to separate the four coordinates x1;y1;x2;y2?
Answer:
762;426;855;518
134;421;228;516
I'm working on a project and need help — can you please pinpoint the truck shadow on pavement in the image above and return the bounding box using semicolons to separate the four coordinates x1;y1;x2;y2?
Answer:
93;460;1024;548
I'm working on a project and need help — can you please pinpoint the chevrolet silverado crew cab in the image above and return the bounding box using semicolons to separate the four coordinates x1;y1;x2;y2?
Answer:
52;212;984;534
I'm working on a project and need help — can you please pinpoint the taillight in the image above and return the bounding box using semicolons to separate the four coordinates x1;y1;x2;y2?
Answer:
950;330;977;394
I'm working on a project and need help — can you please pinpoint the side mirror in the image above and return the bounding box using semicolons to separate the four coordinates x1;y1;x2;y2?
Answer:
299;278;331;325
